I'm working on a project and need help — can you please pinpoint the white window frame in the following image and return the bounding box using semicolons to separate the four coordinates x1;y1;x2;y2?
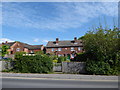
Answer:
30;50;34;53
71;47;74;51
58;54;61;57
52;48;54;51
58;48;61;51
74;42;78;44
16;48;20;52
78;47;81;51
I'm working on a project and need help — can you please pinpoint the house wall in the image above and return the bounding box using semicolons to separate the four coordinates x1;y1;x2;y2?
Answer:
9;42;24;54
28;49;42;53
46;46;83;56
8;43;43;54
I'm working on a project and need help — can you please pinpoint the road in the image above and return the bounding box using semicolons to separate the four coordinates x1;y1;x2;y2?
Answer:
2;77;118;88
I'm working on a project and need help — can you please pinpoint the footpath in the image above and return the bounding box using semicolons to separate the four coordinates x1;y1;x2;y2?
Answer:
1;72;118;81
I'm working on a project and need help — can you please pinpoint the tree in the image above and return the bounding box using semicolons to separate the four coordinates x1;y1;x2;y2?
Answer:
83;27;119;62
79;26;120;75
0;45;9;58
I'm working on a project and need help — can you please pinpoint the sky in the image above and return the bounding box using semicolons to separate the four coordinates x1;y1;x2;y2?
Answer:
0;2;118;45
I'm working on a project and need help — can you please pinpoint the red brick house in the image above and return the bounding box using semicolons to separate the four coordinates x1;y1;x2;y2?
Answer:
1;41;44;56
46;37;84;60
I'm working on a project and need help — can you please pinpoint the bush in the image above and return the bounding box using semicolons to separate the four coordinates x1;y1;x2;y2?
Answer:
14;51;26;60
85;60;119;75
13;55;53;73
75;52;87;62
53;60;58;63
58;56;67;63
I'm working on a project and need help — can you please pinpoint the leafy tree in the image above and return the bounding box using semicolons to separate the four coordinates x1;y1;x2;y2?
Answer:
79;26;120;75
0;45;9;58
78;36;85;40
83;27;119;62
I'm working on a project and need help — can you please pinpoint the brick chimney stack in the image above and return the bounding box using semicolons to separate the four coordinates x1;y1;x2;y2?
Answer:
2;42;4;45
5;41;8;43
56;38;59;43
74;37;77;41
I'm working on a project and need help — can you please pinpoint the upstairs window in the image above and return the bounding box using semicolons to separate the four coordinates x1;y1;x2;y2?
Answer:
51;48;54;51
74;42;78;44
78;47;81;51
16;48;20;52
71;47;74;51
58;48;61;51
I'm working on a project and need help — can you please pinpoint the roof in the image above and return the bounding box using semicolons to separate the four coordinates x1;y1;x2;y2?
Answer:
3;42;15;47
0;41;43;50
46;40;83;48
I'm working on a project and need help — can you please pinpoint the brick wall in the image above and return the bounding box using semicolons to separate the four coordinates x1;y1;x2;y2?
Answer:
46;46;83;55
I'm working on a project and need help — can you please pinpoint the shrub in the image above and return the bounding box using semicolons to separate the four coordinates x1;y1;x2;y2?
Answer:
14;51;26;60
50;55;58;60
35;51;44;55
85;60;118;75
53;60;58;63
13;55;53;73
58;56;67;63
75;52;87;62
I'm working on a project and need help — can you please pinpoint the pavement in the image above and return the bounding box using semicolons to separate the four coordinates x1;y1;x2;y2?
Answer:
1;72;119;88
1;72;118;81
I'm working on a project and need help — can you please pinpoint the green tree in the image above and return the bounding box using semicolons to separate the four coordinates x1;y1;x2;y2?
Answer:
79;26;120;75
0;45;9;58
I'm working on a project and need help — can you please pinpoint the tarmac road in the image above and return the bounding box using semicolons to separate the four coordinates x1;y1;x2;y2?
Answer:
2;77;118;88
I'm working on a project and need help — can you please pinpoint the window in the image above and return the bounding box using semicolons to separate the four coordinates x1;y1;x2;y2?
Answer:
11;48;13;50
71;47;74;51
30;50;34;53
58;54;61;57
74;42;78;44
16;48;20;52
51;48;54;51
71;54;75;59
65;48;67;50
58;48;61;51
78;47;81;51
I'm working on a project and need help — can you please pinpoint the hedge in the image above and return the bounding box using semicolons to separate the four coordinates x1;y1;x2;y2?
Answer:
13;55;53;73
85;60;119;75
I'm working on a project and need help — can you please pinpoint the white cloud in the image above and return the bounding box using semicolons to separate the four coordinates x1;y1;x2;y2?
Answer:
33;38;39;42
42;40;48;43
2;2;118;31
0;38;14;43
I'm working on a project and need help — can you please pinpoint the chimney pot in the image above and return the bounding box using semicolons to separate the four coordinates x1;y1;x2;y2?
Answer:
56;38;59;43
74;37;77;41
5;41;8;43
2;42;4;44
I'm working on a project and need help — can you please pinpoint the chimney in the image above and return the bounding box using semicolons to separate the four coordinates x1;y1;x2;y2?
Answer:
74;37;77;41
2;42;4;45
56;38;59;43
5;41;8;43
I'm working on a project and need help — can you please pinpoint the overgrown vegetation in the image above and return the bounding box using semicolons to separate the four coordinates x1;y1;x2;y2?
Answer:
12;53;53;73
0;45;9;58
50;55;67;63
78;26;120;75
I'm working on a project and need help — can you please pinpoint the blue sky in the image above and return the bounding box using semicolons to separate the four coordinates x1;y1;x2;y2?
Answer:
1;2;118;45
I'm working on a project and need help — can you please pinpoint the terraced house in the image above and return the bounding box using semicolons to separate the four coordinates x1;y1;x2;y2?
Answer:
46;37;84;60
0;41;44;58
